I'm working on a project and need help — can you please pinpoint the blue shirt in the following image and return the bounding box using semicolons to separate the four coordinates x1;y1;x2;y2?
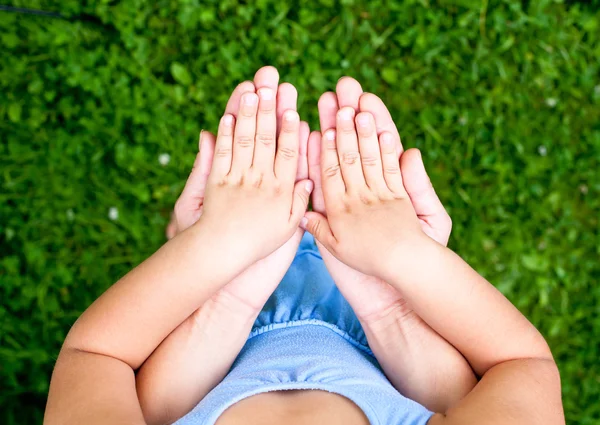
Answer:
175;234;434;425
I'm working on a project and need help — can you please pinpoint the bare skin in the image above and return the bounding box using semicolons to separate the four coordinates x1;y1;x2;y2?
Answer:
45;67;564;425
216;391;369;425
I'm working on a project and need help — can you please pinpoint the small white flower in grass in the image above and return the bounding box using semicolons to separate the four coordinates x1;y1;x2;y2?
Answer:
108;207;119;221
580;184;588;195
458;115;467;126
158;153;171;166
545;97;557;108
538;145;547;156
66;209;74;221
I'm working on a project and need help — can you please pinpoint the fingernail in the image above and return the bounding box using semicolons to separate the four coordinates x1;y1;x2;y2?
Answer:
338;108;353;120
305;180;313;193
243;93;258;105
357;114;370;127
381;133;393;146
223;115;233;126
259;88;273;100
284;110;297;121
325;130;336;140
300;217;308;229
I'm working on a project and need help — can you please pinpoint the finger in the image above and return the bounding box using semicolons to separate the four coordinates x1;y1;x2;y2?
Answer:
318;91;338;132
274;109;300;185
308;131;326;213
210;114;235;180
181;131;216;200
359;92;403;157
300;211;337;253
336;76;363;111
230;92;259;174
253;65;280;91
401;148;451;225
336;106;366;192
276;83;298;134
320;128;345;202
355;112;387;192
379;131;407;196
290;179;313;225
224;81;256;116
252;87;277;173
297;121;310;181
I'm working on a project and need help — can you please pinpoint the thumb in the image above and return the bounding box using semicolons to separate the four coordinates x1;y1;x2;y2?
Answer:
300;211;336;253
290;179;313;225
181;130;216;200
401;148;447;217
401;148;452;245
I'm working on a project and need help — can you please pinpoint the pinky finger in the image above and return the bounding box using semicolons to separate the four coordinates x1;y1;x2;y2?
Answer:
379;131;406;196
210;114;235;181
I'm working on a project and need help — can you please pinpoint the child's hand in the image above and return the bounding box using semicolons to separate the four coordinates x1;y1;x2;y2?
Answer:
197;78;312;265
309;80;475;412
303;107;426;278
138;68;314;425
312;80;452;321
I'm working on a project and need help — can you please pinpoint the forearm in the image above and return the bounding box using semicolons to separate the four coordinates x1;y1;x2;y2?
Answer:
361;303;476;413
384;238;552;376
136;290;258;425
64;221;251;370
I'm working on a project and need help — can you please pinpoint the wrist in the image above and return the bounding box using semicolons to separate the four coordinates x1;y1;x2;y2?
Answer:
191;218;257;274
379;232;442;286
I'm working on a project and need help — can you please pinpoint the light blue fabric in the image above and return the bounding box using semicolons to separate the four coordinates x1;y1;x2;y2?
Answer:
175;233;434;425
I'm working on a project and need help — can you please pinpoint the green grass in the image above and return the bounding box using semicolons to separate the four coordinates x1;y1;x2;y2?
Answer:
1;0;599;423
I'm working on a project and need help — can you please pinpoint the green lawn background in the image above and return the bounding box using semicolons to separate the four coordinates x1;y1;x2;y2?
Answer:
1;0;599;423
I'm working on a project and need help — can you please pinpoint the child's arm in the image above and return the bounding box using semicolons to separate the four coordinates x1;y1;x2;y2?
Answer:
45;91;311;425
303;110;564;423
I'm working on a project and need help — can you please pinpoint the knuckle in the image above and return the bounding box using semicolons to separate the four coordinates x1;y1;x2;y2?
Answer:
215;147;232;158
295;190;308;206
342;199;353;214
384;165;401;174
358;191;376;206
249;172;263;188
361;155;379;167
272;181;283;196
342;151;360;165
311;218;322;236
278;146;297;160
235;136;254;148
256;132;275;146
324;164;341;178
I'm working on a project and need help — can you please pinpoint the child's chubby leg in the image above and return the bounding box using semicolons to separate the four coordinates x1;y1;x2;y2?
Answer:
310;79;476;412
136;67;313;425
